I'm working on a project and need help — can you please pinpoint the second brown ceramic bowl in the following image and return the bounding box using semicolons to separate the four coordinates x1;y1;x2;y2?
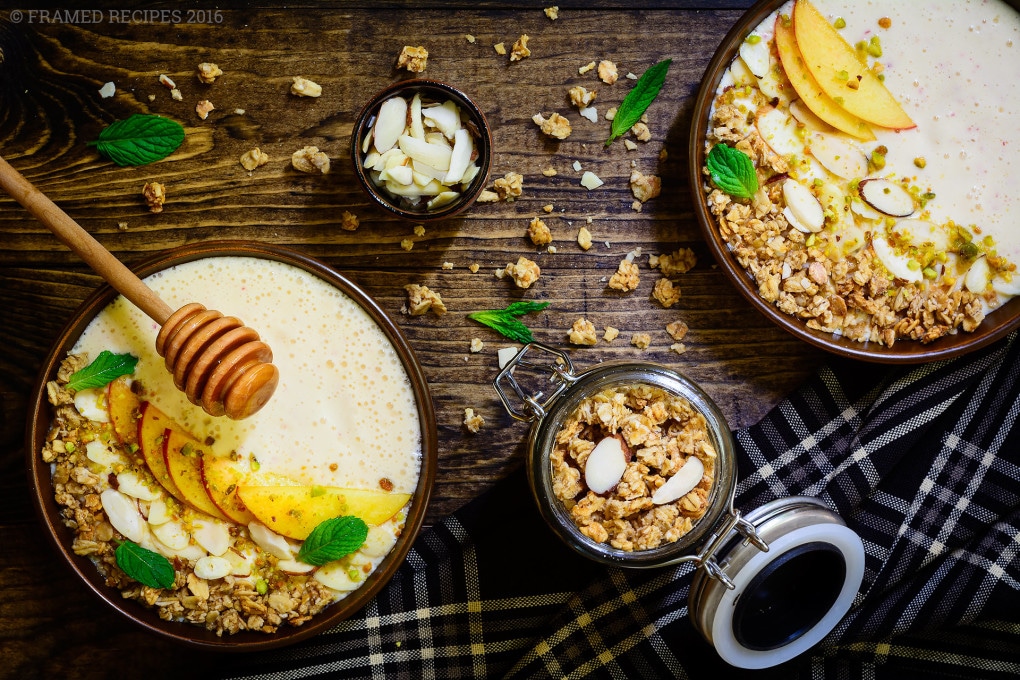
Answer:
26;241;438;651
351;79;492;222
688;0;1020;364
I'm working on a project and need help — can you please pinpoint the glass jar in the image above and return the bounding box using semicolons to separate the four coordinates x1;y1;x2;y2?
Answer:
495;343;864;668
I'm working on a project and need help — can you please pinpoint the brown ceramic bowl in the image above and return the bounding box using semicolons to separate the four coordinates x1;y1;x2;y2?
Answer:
688;0;1020;364
26;241;438;651
351;78;492;222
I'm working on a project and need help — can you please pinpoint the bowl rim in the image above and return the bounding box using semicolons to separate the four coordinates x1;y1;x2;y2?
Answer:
25;240;438;651
350;78;493;222
686;0;1020;364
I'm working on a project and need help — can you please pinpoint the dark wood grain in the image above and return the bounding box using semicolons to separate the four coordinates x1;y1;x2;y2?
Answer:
0;3;833;676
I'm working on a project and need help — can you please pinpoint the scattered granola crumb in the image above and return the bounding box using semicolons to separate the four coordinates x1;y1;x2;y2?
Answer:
630;170;662;203
624;139;638;151
532;112;572;140
291;146;330;174
493;172;524;201
626;72;638;80
240;147;270;171
572;160;583;172
234;108;246;115
603;326;620;342
580;171;604;190
470;338;484;353
652;278;682;308
504;256;541;289
158;74;176;89
340;210;360;232
544;6;559;20
396;46;429;72
147;94;156;102
463;408;484;433
659;148;668;161
666;320;689;341
400;238;414;251
442;261;454;270
547;245;557;254
465;34;476;43
568;317;598;346
510;34;531;61
527;217;552;246
578;61;597;75
197;62;222;84
494;42;507;56
413;225;426;237
568;86;597;108
142;182;165;214
631;121;651;142
631;333;651;349
653;248;697;277
579;107;598;123
542;167;557;177
577;226;593;251
476;189;500;203
586;216;593;224
170;88;183;102
290;76;322;97
608;259;640;292
631;201;643;213
494;268;506;279
195;99;215;120
542;204;554;213
669;343;687;355
98;82;115;98
117;221;128;231
598;60;619;85
605;107;617;120
468;263;480;273
404;284;447;316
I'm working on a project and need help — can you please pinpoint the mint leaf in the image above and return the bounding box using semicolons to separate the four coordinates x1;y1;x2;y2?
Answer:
66;350;138;391
606;59;671;146
298;516;369;566
115;541;175;589
89;114;185;166
468;301;550;343
706;143;759;199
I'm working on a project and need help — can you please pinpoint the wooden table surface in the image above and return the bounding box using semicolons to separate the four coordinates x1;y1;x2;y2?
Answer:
0;2;833;676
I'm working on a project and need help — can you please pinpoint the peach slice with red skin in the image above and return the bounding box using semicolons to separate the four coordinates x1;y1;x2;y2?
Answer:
107;376;141;446
200;453;256;525
136;401;186;503
162;426;232;522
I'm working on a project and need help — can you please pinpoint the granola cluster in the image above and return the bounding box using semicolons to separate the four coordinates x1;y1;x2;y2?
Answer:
551;385;716;551
704;100;984;346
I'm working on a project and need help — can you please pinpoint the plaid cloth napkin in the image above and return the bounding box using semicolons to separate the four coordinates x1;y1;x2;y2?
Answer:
226;330;1020;680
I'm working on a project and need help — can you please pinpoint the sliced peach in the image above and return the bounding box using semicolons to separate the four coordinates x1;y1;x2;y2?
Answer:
107;376;141;446
774;12;876;140
163;426;231;521
200;454;256;525
137;402;186;502
236;485;411;540
792;0;914;129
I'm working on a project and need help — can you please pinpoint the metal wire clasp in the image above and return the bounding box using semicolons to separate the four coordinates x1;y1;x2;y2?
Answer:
493;342;578;422
695;510;769;589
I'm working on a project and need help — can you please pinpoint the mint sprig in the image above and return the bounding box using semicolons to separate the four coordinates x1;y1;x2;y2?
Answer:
298;516;369;566
89;114;185;166
706;143;759;199
115;540;175;589
66;350;138;392
468;301;550;343
606;59;672;146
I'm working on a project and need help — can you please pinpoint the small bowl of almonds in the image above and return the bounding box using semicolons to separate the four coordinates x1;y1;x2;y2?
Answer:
351;79;492;221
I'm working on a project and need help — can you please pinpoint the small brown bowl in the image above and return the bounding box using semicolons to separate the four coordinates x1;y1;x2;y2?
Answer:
350;79;492;222
26;241;438;651
688;0;1020;364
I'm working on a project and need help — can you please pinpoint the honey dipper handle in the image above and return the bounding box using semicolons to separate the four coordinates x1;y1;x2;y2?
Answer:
0;155;173;325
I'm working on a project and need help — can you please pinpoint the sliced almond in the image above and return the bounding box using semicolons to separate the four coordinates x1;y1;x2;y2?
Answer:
399;134;452;172
315;561;360;591
147;497;171;526
837;223;867;254
727;56;756;87
424;100;462;138
444;128;474;184
789;99;831;132
809;133;868;179
192;518;231;556
651;457;705;505
386;178;443;197
194;555;233;580
74;389;109;424
738;36;770;79
115;471;161;502
851;199;883;221
584;436;628;494
100;489;146;543
755;106;802;157
222;547;253;577
85;439;119;468
384;164;414;186
248;521;293;560
427;191;460;210
362;526;398;558
782;179;824;232
992;274;1020;296
409;93;425;140
872;236;922;282
859;179;915;217
964;255;990;293
151;519;190;550
372;96;408;154
892;219;949;251
277;559;316;574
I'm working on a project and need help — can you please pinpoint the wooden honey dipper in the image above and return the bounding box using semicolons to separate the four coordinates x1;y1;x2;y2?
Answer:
0;155;279;419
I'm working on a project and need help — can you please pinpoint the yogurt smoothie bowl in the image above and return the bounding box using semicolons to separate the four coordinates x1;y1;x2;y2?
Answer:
702;0;1020;346
40;252;426;636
